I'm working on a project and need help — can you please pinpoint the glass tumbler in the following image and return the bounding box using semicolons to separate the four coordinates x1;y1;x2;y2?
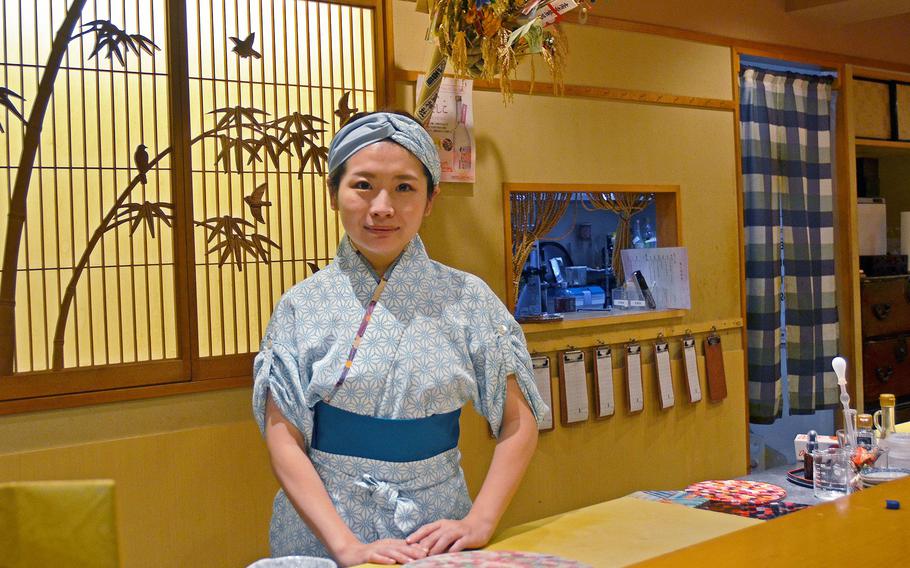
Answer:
812;447;853;501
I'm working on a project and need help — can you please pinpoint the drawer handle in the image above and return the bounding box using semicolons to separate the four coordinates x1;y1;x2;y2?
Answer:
898;338;909;363
872;303;891;320
876;366;894;383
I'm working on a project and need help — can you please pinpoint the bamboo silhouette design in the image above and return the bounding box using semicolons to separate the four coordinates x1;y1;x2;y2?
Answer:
0;0;90;375
0;87;26;133
2;11;162;374
1;2;334;372
50;107;330;369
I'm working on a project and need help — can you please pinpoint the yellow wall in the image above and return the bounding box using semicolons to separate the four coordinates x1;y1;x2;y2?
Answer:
0;389;277;567
392;1;745;528
2;3;859;566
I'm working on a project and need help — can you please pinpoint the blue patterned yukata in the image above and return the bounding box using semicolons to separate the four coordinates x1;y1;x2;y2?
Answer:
252;234;548;558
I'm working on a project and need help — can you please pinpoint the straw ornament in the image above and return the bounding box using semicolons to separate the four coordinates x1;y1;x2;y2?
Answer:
416;0;597;124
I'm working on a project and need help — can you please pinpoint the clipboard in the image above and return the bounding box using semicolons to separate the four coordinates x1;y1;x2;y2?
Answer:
592;346;615;419
704;329;727;402
625;341;644;414
531;356;555;431
654;335;675;409
558;350;589;425
682;332;703;403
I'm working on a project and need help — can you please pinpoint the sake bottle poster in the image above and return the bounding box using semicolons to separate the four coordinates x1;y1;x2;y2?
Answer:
415;75;475;183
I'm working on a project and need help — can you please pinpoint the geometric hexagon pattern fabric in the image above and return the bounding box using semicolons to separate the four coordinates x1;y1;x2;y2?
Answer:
252;235;547;557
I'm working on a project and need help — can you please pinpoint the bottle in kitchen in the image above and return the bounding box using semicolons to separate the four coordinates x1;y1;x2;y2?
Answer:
454;95;472;174
856;414;875;449
632;219;644;248
643;220;656;248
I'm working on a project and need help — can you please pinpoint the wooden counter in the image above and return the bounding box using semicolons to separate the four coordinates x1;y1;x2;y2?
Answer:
358;497;758;567
633;476;910;567
485;496;758;566
358;422;910;567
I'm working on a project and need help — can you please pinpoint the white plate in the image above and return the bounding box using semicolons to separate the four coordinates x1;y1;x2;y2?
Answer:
860;468;910;485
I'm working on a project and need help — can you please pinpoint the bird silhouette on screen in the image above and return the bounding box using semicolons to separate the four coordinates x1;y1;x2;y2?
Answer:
0;87;25;133
230;33;262;59
134;144;150;185
334;91;358;126
244;182;272;223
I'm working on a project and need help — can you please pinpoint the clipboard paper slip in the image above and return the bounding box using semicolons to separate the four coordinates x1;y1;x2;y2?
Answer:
654;337;675;409
704;330;728;402
625;341;644;414
558;350;589;425
682;335;703;403
593;347;615;419
531;356;555;431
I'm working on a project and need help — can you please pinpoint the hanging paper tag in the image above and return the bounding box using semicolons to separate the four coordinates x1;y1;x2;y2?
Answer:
683;335;702;403
531;356;554;430
559;350;589;424
539;0;579;27
655;337;675;409
626;341;644;413
594;347;615;418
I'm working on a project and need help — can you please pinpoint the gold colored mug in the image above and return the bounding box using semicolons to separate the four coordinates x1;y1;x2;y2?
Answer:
873;393;896;438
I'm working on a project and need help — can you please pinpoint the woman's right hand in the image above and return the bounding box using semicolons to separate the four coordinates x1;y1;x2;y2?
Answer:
334;538;428;566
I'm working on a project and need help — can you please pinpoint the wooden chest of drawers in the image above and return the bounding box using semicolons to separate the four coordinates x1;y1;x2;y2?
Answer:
862;336;910;400
860;275;910;339
861;275;910;404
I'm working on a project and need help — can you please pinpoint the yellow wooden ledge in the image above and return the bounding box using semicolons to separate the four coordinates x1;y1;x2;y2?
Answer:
855;138;910;157
521;309;688;335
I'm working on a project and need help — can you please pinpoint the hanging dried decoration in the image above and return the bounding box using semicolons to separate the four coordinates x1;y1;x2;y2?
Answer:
415;0;596;124
583;192;654;283
510;192;572;303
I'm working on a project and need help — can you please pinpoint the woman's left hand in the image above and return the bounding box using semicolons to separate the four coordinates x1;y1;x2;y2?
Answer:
406;515;495;555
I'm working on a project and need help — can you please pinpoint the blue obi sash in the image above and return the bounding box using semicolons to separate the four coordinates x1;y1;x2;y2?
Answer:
311;401;461;463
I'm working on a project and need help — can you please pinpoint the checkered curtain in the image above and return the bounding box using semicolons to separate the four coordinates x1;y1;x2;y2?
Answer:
741;68;840;424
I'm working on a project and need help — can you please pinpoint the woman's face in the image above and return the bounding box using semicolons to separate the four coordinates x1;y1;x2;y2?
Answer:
331;140;437;274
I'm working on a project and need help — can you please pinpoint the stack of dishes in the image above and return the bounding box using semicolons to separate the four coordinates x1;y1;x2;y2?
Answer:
859;467;910;488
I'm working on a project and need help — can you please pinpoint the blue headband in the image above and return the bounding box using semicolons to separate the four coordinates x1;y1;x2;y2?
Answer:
327;112;441;187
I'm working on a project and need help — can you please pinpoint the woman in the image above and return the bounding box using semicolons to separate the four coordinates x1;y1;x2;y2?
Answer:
253;111;547;566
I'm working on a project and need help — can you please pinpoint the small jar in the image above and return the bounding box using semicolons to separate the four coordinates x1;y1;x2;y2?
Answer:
856;414;875;449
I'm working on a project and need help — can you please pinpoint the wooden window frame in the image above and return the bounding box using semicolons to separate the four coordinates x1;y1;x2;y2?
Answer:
0;0;392;415
503;182;686;334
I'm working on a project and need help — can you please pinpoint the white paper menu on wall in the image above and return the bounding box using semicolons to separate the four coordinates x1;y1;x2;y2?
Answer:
559;350;589;424
593;347;615;418
531;356;554;431
620;247;691;309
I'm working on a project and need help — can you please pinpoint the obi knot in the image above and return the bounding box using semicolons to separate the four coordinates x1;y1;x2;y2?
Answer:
355;474;421;534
